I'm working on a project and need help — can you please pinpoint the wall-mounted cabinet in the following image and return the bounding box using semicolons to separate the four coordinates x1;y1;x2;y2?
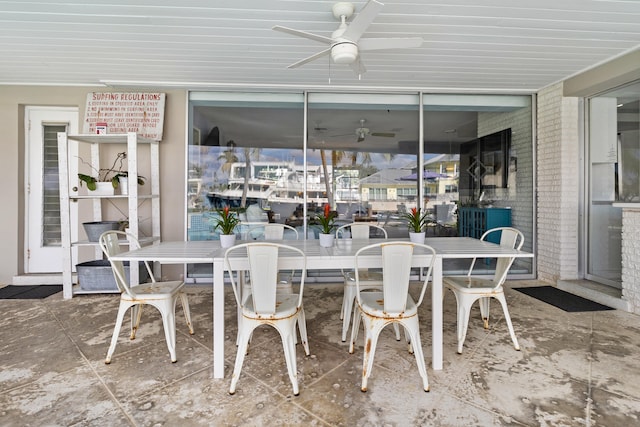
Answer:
57;132;160;298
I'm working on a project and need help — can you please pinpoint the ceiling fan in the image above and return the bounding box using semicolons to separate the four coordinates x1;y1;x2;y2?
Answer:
272;0;423;77
332;119;396;142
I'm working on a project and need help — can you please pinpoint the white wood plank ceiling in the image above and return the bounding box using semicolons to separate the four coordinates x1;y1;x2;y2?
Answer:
1;0;639;92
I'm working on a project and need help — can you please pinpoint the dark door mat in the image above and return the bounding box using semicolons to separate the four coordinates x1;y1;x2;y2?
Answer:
514;286;614;312
0;285;63;299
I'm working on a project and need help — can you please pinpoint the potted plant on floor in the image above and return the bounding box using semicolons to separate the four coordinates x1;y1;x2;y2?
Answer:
214;206;240;248
316;204;337;247
77;152;145;195
402;207;428;243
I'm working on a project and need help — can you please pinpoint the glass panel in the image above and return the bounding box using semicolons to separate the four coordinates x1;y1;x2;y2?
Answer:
307;93;420;239
187;92;535;280
424;94;533;275
188;93;304;279
587;80;640;287
42;124;66;246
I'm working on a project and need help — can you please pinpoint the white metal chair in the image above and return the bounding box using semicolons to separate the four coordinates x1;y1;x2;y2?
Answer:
225;242;310;395
443;227;524;354
235;223;301;346
98;231;194;363
248;223;299;240
349;241;436;392
335;222;389;342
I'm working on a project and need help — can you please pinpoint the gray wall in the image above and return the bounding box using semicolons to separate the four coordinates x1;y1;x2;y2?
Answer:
0;86;187;284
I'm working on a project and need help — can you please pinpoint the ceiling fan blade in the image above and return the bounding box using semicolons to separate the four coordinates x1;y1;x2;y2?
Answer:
358;37;424;51
341;0;384;42
272;25;333;45
287;48;331;68
371;132;396;138
349;58;367;77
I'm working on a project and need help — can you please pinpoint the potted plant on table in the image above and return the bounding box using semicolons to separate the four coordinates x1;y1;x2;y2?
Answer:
402;207;428;243
77;152;145;195
316;204;337;247
214;206;240;248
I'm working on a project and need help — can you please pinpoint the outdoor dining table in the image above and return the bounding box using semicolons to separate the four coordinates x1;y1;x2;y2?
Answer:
110;236;533;379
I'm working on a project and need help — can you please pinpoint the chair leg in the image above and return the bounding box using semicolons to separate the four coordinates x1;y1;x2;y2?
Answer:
276;318;301;396
360;315;384;392
179;292;194;334
105;300;132;364
456;294;474;354
157;299;178;363
393;323;401;341
130;305;143;340
495;293;520;351
339;284;348;320
349;305;362;354
479;297;491;329
404;317;429;392
296;308;310;356
229;318;255;395
341;284;357;342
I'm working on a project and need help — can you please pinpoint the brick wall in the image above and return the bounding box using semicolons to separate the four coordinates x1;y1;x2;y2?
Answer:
621;208;640;313
536;83;580;282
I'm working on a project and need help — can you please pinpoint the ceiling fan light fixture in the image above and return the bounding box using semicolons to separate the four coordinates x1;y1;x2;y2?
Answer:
331;42;358;64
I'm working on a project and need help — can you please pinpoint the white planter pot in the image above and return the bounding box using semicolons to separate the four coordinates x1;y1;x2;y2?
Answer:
118;177;128;195
219;233;236;248
409;231;425;244
319;233;335;248
92;181;115;196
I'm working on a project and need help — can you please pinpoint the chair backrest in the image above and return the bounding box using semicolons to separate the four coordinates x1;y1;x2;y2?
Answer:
98;230;155;297
249;223;299;240
354;242;436;314
335;222;388;240
224;242;306;315
472;227;525;287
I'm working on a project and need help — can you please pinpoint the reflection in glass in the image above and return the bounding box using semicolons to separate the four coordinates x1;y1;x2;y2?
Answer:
587;80;640;287
307;93;419;238
186;91;534;280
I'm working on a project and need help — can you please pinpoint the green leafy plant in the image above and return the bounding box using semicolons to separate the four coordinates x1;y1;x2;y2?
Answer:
316;204;337;234
77;152;145;191
402;207;428;233
214;206;240;235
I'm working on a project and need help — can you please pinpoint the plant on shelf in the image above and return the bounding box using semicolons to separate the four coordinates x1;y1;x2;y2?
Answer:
77;152;146;190
402;207;428;233
316;204;337;235
214;206;240;235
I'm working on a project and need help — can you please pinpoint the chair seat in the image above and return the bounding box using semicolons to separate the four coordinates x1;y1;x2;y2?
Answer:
359;291;418;318
124;280;184;299
443;276;503;294
243;293;300;319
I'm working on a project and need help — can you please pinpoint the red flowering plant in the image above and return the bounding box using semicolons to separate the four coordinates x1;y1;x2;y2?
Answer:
316;204;337;234
213;206;240;235
402;207;428;233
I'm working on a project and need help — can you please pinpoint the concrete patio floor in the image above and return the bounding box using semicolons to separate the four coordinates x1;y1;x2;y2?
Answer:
1;280;639;426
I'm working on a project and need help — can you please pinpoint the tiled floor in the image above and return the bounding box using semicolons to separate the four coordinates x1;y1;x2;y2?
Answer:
1;281;639;426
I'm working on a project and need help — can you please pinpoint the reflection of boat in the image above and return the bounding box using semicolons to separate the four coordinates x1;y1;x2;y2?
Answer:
207;161;364;220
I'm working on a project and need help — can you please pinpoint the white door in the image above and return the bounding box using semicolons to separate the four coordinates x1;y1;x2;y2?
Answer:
25;106;79;273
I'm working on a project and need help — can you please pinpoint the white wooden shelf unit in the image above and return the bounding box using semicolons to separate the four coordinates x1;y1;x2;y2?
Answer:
57;132;161;299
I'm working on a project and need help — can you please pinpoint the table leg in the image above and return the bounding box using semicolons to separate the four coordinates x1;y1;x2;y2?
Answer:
432;255;443;370
213;259;225;378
